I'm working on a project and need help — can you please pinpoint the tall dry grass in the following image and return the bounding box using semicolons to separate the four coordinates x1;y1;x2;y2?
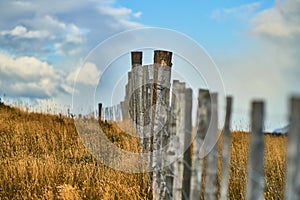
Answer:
0;103;151;199
226;131;286;199
0;103;286;199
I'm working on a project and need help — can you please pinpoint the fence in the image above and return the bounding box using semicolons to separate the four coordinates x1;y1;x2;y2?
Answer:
99;50;300;200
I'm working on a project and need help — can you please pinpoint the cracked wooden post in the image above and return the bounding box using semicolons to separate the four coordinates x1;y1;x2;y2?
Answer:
190;89;211;200
220;96;233;200
151;50;173;199
246;101;265;200
204;93;218;200
286;97;300;200
156;51;173;199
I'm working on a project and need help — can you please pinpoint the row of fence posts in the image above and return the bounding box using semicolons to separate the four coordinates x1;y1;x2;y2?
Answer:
97;50;300;200
97;103;122;122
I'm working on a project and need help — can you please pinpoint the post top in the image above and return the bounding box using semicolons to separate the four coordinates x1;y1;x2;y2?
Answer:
131;51;143;67
154;50;173;67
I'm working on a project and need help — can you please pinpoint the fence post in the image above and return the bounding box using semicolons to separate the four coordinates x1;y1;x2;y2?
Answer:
114;104;120;121
204;93;219;200
120;101;125;121
109;106;114;121
144;65;152;154
124;73;130;120
246;101;265;200
190;89;210;200
182;88;193;200
164;80;181;200
220;96;233;200
286;97;300;200
128;71;135;123
141;65;148;151
105;107;109;121
98;103;102;119
101;108;104;121
151;50;173;199
172;82;187;200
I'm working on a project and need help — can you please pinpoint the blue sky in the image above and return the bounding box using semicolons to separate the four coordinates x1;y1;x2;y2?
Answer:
0;0;299;131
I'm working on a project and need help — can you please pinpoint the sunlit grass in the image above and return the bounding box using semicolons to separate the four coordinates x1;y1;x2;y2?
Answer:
0;103;151;199
0;103;286;199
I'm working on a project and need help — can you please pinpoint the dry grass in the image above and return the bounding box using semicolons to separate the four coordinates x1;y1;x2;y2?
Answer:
226;131;286;200
0;103;151;199
0;103;287;199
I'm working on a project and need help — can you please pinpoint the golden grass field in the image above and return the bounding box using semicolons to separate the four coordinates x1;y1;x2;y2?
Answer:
0;103;286;199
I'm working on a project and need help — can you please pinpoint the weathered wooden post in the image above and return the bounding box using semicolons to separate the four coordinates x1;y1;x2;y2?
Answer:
151;50;173;199
105;107;110;121
142;65;149;151
182;88;193;200
120;101;125;121
98;103;102;119
124;73;130;120
286;97;300;200
144;64;153;154
128;71;134;122
109;106;114;121
164;80;182;200
131;51;142;124
246;101;265;200
220;96;233;200
114;104;119;121
172;82;187;200
204;93;219;200
190;89;211;200
132;51;144;149
101;108;104;121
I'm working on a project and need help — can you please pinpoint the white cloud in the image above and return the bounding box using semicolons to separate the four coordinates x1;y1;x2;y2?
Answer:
211;2;261;21
214;0;300;130
67;62;101;86
133;12;142;18
248;0;300;82
99;5;132;17
0;53;68;99
1;25;50;39
224;2;261;15
0;0;142;108
250;0;300;39
0;0;142;59
96;1;142;29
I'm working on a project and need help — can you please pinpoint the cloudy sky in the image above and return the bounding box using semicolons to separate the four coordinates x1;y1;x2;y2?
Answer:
0;0;299;131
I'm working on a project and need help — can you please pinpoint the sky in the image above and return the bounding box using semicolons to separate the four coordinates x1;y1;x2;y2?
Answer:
0;0;300;131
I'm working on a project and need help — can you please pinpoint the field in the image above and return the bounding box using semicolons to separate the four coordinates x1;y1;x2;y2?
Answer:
0;103;286;199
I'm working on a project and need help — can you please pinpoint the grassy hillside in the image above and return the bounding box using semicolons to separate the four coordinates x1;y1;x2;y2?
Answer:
0;103;151;199
0;103;286;199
